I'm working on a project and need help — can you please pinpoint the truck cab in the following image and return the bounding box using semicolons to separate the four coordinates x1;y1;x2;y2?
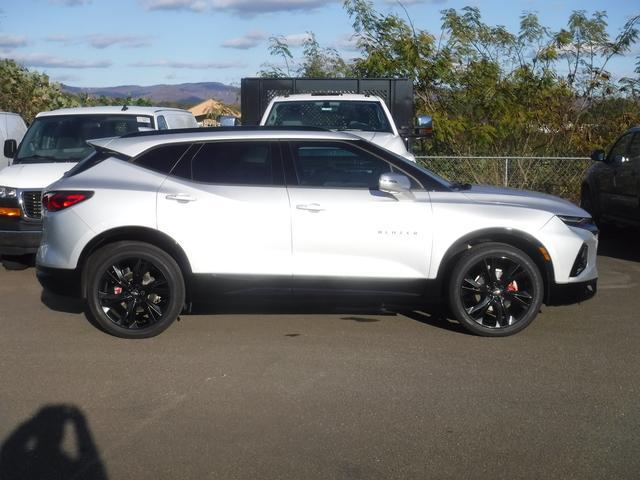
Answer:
260;93;416;161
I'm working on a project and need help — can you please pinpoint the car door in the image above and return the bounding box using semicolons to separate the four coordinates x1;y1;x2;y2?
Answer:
598;133;633;216
285;140;432;294
619;133;640;221
157;140;292;277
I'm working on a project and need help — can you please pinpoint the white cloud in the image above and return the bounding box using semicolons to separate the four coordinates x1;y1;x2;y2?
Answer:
332;33;359;51
222;30;266;49
46;34;152;49
0;34;28;49
212;0;336;14
383;0;446;4
130;59;246;69
281;32;313;47
140;0;208;11
2;52;111;68
49;0;92;6
140;0;337;14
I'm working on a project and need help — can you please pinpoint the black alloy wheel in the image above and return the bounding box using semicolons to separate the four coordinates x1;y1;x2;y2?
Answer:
448;243;543;337
85;242;185;338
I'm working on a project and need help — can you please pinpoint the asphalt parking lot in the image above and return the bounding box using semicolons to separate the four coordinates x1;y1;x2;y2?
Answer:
0;230;639;480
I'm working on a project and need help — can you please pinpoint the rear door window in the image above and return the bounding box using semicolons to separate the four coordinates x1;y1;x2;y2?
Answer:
188;142;280;186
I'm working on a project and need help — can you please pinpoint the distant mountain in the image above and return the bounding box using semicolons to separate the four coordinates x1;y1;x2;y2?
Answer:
62;82;239;106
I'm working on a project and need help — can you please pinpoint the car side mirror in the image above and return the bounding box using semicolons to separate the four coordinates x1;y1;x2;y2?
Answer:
379;172;413;199
218;115;239;127
4;139;17;159
590;149;605;162
414;115;433;138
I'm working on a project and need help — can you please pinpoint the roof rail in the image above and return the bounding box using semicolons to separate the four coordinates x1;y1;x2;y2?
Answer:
119;125;330;139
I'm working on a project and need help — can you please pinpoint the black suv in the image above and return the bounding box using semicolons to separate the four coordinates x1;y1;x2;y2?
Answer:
581;126;640;227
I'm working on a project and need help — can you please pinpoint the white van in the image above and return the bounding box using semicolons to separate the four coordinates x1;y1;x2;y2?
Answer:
0;106;198;269
1;112;28;170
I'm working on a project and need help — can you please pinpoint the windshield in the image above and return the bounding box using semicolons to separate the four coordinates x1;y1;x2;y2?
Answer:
14;114;153;164
264;100;393;133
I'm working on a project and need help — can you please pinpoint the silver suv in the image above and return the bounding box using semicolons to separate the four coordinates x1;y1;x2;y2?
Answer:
37;127;598;338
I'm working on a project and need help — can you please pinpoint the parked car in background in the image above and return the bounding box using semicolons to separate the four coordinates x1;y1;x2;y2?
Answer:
37;127;598;339
0;106;198;269
1;111;27;170
581;126;640;227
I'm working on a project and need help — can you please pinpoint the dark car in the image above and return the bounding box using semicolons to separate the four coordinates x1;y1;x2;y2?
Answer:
581;126;640;227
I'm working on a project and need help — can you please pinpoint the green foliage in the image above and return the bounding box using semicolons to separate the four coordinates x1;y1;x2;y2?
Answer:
258;2;640;157
0;59;77;122
0;59;154;122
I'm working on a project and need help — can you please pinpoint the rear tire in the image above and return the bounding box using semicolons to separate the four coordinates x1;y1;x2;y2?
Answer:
448;243;544;337
84;241;185;339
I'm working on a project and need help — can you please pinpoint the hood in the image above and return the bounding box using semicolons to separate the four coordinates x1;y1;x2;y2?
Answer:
462;184;588;217
0;163;75;189
347;131;415;161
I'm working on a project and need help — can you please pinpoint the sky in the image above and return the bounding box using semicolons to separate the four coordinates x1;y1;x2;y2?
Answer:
0;0;638;88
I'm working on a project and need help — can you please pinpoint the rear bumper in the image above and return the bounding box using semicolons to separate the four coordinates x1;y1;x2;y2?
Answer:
36;265;81;297
548;278;597;306
0;229;41;255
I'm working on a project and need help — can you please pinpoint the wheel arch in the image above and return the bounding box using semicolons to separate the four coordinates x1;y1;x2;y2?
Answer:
77;226;192;298
436;228;555;304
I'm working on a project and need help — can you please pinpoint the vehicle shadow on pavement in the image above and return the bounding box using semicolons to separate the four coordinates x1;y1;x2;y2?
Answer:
597;225;640;262
0;404;108;480
41;290;85;314
39;291;470;335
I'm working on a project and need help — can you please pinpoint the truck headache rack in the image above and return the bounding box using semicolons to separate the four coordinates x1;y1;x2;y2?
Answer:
241;78;413;131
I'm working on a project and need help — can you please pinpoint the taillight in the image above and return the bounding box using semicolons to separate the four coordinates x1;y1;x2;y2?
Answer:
42;191;94;212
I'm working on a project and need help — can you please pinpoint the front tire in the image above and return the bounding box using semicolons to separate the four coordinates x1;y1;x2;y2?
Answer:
84;241;185;339
448;243;544;337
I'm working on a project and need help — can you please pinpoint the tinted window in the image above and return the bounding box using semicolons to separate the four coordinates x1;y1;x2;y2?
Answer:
265;101;392;133
291;142;392;188
14;114;153;164
191;142;275;185
157;116;168;130
608;133;633;164
628;133;640;161
133;144;190;174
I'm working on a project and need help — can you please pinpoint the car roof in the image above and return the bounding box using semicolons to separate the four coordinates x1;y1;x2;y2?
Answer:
36;106;192;118
269;93;384;103
88;127;361;158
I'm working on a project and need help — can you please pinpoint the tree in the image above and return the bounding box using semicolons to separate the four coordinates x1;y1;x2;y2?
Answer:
0;59;77;122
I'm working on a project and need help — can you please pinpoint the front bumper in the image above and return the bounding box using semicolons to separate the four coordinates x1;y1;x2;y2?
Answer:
548;278;597;305
0;229;41;255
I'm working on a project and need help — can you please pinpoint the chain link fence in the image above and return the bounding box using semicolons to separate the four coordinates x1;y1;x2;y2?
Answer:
416;156;592;203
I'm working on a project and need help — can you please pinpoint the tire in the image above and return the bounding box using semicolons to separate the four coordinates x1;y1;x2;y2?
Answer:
1;254;31;271
84;241;185;339
448;243;544;337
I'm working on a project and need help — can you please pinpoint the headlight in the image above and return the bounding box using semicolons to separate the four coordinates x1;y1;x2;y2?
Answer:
557;215;598;235
0;186;18;199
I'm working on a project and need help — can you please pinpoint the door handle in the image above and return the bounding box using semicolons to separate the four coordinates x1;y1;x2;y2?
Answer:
165;193;197;203
296;203;324;212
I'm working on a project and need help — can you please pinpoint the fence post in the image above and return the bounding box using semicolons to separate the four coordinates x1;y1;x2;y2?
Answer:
504;158;509;187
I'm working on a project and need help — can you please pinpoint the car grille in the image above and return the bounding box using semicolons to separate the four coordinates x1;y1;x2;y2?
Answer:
21;191;43;219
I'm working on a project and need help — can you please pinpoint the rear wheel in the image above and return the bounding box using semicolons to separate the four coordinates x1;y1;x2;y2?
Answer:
84;241;185;339
448;243;544;337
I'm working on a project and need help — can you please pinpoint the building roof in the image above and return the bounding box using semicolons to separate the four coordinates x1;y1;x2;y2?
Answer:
188;99;239;119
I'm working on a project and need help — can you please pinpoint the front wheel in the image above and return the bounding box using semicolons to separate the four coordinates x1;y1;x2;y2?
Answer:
448;243;544;337
84;241;185;339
